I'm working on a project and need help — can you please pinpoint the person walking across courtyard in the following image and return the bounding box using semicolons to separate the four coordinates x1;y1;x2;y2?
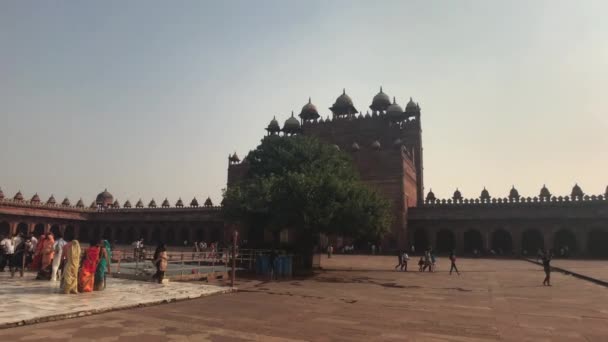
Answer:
394;250;403;270
542;250;552;286
401;251;409;271
449;250;460;275
152;243;167;284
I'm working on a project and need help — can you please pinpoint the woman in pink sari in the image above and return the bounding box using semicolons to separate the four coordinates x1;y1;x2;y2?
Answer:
78;239;101;293
36;233;55;280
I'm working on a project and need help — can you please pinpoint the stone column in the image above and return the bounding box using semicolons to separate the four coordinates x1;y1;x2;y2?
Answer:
60;224;66;235
9;222;17;235
28;222;35;234
482;230;491;252
44;223;51;234
428;229;437;250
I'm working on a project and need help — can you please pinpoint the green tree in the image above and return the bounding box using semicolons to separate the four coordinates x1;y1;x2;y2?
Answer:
223;135;391;267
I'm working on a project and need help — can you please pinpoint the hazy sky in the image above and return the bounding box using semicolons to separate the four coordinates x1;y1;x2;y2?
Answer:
1;0;606;205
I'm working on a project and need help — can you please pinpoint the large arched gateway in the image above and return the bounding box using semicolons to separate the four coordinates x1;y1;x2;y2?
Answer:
521;229;544;255
463;229;483;253
491;229;513;254
436;229;455;253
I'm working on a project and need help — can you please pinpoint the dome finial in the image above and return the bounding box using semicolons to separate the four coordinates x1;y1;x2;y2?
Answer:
392;96;396;104
343;88;346;95
380;86;383;93
291;110;294;117
308;97;311;103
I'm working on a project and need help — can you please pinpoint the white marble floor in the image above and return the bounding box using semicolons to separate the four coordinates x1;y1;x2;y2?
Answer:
0;272;231;328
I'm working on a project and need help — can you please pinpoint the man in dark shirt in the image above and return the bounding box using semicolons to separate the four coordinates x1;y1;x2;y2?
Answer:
269;249;277;280
542;251;552;286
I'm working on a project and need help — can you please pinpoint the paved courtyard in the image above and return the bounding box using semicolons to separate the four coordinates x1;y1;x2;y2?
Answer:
1;256;607;341
0;272;230;329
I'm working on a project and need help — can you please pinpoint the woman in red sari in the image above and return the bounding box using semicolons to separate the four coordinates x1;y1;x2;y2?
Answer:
78;239;101;293
30;234;46;271
36;233;55;280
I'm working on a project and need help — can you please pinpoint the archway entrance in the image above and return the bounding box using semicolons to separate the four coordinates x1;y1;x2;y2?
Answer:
463;229;483;253
588;230;608;258
180;227;190;245
50;224;61;237
0;221;11;236
554;229;577;254
491;229;513;255
151;227;162;245
79;226;90;243
521;229;544;255
436;229;455;253
125;227;135;245
65;225;75;241
34;223;45;237
102;227;112;241
413;228;429;253
17;222;28;236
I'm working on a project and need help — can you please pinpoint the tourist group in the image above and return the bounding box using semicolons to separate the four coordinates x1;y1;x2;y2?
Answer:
0;232;112;294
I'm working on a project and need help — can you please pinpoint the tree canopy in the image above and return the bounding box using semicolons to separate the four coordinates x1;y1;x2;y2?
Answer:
223;135;392;245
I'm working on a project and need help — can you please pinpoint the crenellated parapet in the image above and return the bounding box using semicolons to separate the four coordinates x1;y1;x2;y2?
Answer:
423;184;608;207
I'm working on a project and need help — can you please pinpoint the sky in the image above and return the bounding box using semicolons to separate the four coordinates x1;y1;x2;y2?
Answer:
1;0;606;205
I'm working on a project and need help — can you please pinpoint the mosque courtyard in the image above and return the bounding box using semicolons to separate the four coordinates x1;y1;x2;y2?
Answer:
1;256;607;341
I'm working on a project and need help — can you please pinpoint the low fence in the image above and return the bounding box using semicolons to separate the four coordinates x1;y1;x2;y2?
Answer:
110;248;285;281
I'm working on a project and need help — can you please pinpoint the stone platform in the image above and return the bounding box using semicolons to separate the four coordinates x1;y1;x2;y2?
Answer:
0;272;231;329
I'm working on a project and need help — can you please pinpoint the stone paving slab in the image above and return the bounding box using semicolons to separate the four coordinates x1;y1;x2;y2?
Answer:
0;272;231;329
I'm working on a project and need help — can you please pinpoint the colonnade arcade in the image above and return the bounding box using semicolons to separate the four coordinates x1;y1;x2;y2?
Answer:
0;219;227;247
409;221;608;257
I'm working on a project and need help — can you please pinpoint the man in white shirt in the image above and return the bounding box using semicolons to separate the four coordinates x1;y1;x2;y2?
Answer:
0;234;13;272
51;234;67;281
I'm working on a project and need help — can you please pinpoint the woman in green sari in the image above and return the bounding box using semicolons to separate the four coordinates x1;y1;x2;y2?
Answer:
94;240;112;291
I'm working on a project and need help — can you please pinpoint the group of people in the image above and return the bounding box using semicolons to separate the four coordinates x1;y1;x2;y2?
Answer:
0;232;112;294
394;249;460;275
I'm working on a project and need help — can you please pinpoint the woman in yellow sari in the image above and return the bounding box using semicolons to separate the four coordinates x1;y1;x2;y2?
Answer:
62;240;81;294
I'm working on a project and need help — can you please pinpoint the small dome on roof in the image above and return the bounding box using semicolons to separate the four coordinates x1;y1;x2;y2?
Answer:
76;198;85;208
480;187;491;200
62;197;71;206
148;199;157;208
47;194;56;205
453;188;462;201
266;116;281;133
14;190;24;201
161;198;170;208
283;111;301;134
539;185;551;199
351;142;360;151
176;198;184;207
135;199;144;208
330;89;358;117
31;193;41;203
370;86;391;113
571;184;584;198
96;189;114;207
204;197;213;207
123;200;132;208
426;189;436;202
89;201;97;209
509;186;520;200
386;97;404;120
112;199;120;208
190;197;199;207
371;140;381;150
405;97;420;115
299;97;320;121
0;187;4;200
